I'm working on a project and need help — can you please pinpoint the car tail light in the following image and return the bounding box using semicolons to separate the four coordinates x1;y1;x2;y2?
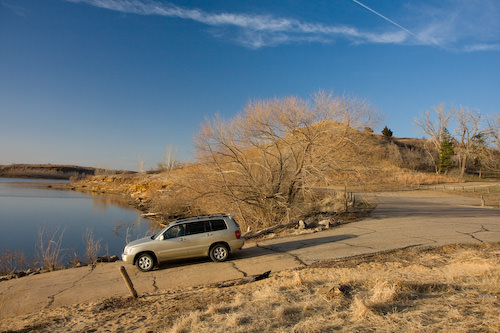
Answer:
235;230;241;239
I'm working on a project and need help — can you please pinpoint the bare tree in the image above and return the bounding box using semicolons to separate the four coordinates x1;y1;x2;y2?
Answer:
454;107;487;177
414;104;455;173
157;145;181;171
194;92;378;227
488;115;500;150
478;115;500;175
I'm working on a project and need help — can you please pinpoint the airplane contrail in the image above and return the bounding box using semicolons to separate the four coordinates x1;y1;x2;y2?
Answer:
351;0;419;40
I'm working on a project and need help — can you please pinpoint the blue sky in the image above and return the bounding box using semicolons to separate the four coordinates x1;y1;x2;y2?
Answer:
1;0;499;170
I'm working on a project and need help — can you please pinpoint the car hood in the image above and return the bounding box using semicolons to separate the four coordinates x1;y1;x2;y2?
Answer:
125;236;154;248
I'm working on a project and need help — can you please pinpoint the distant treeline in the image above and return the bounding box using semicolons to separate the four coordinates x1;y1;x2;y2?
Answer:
0;164;134;180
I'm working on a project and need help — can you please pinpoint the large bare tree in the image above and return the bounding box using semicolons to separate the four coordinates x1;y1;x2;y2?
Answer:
414;104;455;173
488;115;500;150
454;107;486;177
194;92;378;227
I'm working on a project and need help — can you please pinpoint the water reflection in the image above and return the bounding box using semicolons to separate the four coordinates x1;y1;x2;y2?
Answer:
0;178;158;263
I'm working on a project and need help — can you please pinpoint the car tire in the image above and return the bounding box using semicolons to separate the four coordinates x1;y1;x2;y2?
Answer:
136;253;155;272
210;244;229;262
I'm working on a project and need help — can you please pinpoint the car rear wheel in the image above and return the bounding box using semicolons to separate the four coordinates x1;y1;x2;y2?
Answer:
136;253;155;272
210;244;229;262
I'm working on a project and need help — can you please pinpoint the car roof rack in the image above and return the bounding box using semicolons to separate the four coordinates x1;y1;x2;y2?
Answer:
170;213;232;224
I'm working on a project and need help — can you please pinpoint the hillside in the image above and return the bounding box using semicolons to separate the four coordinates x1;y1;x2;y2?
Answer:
70;129;460;230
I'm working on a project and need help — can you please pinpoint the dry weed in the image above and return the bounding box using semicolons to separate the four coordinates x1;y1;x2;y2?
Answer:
3;243;500;333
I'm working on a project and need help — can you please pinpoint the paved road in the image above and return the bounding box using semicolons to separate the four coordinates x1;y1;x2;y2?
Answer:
1;190;499;319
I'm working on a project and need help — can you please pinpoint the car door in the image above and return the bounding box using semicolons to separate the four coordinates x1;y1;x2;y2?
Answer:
156;224;191;261
183;221;210;257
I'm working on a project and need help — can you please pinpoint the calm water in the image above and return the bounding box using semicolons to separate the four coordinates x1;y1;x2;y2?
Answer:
0;178;159;263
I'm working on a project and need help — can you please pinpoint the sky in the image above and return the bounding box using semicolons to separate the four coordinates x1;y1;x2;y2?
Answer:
1;0;499;171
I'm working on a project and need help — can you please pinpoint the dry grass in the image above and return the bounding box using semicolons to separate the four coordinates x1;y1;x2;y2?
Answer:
36;227;65;271
83;228;101;265
3;243;500;332
0;249;27;275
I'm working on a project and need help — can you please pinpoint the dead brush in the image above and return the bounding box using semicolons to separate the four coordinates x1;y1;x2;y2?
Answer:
0;248;27;275
368;280;402;306
150;189;206;221
36;226;65;271
84;228;101;265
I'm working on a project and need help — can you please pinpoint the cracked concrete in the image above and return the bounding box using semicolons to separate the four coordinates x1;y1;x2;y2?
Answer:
229;262;248;277
456;225;495;243
255;243;308;267
151;276;159;292
1;189;499;319
45;265;96;308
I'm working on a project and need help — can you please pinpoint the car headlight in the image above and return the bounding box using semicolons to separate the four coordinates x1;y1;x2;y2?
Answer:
124;247;134;255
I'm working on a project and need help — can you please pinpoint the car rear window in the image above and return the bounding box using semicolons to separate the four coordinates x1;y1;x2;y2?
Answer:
210;220;227;231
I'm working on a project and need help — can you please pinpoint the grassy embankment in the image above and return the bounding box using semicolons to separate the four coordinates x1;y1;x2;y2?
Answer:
2;242;499;332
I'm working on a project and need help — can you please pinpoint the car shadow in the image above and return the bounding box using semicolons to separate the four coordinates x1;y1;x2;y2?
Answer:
233;234;357;260
153;233;357;271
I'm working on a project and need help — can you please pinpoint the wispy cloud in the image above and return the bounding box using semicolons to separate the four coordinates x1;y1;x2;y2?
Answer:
1;1;28;17
65;0;499;51
405;0;500;52
464;44;500;52
66;0;412;48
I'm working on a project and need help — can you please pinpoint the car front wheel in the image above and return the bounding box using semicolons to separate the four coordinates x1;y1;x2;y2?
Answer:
136;253;155;272
210;244;229;262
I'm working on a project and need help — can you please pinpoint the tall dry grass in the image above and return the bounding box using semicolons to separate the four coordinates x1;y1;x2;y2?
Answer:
83;228;101;265
0;249;27;275
2;243;500;332
36;227;65;271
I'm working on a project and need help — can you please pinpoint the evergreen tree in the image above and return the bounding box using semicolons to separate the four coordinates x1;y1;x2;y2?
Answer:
438;128;454;174
382;126;393;138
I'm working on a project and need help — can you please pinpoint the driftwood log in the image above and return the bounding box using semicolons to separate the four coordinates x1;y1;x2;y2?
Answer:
210;271;271;288
242;221;299;240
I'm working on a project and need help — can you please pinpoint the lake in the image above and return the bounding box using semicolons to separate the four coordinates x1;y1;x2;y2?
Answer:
0;178;159;265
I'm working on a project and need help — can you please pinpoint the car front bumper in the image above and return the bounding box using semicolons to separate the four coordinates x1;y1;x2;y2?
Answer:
121;253;134;264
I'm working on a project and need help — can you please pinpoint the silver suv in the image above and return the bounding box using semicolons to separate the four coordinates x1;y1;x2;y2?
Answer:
122;214;244;272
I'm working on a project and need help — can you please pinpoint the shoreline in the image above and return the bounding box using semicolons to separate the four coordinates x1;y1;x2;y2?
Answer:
0;178;157;279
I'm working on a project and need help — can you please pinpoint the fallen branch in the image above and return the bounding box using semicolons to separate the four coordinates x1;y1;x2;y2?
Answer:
210;271;271;288
141;212;159;217
242;221;299;240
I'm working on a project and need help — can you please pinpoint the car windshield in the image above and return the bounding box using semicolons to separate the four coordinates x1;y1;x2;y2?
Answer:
153;225;170;240
164;225;185;239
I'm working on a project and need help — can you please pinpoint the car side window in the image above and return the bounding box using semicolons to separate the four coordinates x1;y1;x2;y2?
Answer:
164;224;185;239
210;220;227;231
185;221;206;235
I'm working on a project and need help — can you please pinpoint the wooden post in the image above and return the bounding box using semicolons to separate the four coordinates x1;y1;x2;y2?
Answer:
344;185;348;212
119;266;138;298
481;195;485;207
